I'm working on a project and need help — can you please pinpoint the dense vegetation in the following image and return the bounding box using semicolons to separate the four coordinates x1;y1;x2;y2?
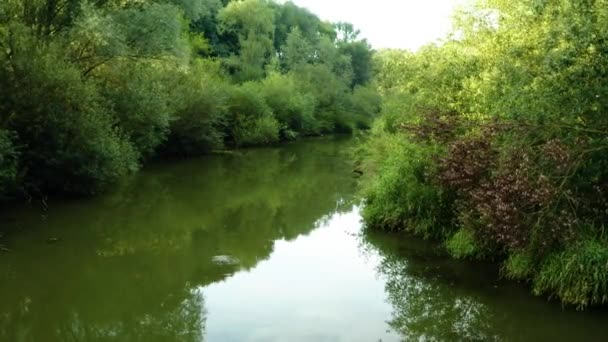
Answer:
359;0;608;308
0;0;379;198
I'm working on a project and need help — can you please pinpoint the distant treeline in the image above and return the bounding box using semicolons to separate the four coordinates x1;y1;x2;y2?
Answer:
0;0;380;197
359;0;608;308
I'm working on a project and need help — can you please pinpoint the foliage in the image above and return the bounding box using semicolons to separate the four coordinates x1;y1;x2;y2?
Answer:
1;28;138;194
218;0;276;81
226;82;280;146
0;0;377;198
360;0;608;307
446;228;479;259
503;251;535;280
258;72;315;137
534;237;608;309
99;62;174;160
164;59;228;156
349;86;383;129
361;133;451;238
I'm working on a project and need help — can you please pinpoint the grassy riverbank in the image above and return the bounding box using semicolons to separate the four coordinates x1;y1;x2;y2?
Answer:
359;0;608;309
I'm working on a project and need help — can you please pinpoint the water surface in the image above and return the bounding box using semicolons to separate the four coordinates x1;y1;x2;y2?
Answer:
0;137;606;341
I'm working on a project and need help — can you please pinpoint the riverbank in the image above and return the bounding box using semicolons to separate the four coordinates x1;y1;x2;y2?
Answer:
2;137;608;341
360;0;608;309
0;0;379;201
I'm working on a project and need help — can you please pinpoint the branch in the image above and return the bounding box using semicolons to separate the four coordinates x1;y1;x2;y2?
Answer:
82;57;113;77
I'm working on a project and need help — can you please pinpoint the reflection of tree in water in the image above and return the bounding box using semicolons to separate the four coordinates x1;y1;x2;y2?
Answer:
56;290;206;342
379;254;496;341
0;137;357;342
365;230;608;341
363;231;499;342
1;287;207;342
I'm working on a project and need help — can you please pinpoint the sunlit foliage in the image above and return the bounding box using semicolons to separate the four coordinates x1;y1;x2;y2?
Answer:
360;0;608;308
0;0;379;197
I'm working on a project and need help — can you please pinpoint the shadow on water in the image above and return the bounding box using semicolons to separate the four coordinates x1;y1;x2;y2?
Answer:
0;137;358;342
363;230;608;342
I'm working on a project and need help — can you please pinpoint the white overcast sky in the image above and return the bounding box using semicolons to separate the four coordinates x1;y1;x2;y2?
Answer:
286;0;467;51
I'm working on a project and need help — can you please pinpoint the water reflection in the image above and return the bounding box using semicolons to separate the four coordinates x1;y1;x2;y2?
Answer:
0;137;358;342
364;231;608;342
3;136;608;342
202;206;397;342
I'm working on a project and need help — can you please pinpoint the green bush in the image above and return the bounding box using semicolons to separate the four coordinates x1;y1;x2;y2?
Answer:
359;0;608;308
164;60;228;156
446;228;479;259
503;251;535;280
294;64;351;133
227;82;280;146
258;72;315;138
534;237;608;308
362;135;451;238
99;62;174;159
234;114;281;146
349;85;382;129
3;34;138;194
0;0;376;198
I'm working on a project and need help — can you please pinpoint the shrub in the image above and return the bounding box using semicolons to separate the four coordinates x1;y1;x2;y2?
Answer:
362;135;452;238
164;60;228;156
226;82;280;146
534;237;608;308
446;228;479;259
3;33;138;194
293;64;351;133
99;62;174;159
234;114;280;146
258;72;315;137
349;85;383;129
503;251;535;280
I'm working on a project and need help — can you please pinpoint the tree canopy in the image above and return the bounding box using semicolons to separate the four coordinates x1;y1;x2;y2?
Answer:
0;0;379;197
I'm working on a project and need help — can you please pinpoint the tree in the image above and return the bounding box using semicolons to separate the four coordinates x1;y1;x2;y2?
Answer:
273;1;320;50
333;21;360;43
282;27;312;70
218;0;276;81
339;40;373;87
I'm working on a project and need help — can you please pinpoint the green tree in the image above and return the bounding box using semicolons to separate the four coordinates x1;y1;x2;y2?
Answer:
219;0;276;81
282;27;312;70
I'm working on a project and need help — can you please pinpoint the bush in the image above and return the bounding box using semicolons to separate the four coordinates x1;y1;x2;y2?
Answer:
503;251;535;280
226;82;280;146
534;237;608;308
362;134;452;238
164;60;228;156
99;62;174;159
360;0;608;308
446;228;479;259
258;72;316;138
349;85;382;129
293;64;351;133
234;114;280;146
3;33;138;194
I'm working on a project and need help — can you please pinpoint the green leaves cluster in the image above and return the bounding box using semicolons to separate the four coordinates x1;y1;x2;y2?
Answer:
361;0;608;308
0;0;379;197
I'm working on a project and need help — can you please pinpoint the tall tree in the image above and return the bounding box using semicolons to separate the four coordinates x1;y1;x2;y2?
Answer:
219;0;276;81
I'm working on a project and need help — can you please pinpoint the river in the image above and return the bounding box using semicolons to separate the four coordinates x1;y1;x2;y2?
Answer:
0;136;606;341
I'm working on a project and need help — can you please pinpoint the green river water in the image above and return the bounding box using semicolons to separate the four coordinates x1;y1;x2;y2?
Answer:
0;137;607;341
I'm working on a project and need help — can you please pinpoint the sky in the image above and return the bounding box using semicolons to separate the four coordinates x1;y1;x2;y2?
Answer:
286;0;467;51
